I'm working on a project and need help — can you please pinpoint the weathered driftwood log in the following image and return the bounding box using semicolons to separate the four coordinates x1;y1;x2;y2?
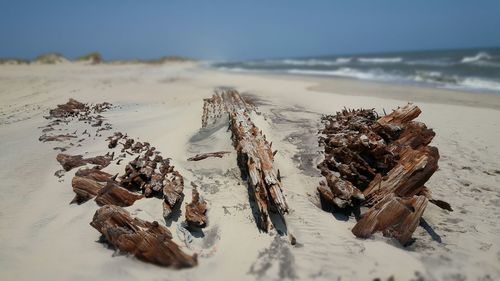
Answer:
187;151;231;161
201;88;288;232
90;205;197;268
56;153;113;171
185;187;207;228
318;104;445;245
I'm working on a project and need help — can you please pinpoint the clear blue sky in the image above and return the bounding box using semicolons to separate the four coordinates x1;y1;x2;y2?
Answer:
1;0;499;60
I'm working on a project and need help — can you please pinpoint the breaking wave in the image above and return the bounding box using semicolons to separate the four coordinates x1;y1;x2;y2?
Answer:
212;48;500;93
461;52;492;63
358;57;403;63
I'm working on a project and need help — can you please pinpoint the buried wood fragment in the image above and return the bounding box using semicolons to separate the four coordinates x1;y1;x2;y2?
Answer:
187;151;231;161
107;132;123;148
48;98;86;118
318;103;447;245
201;88;288;232
56;153;113;171
185;186;207;228
90;205;197;268
39;133;77;142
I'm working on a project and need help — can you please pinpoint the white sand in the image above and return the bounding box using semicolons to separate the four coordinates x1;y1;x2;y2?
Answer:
0;63;499;281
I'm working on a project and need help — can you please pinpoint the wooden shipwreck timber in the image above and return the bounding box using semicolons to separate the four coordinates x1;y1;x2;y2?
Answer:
39;95;450;269
318;104;449;245
91;205;197;268
40;99;198;269
202;89;289;232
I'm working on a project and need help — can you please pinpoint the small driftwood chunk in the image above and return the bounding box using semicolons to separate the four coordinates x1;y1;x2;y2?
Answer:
75;167;114;182
185;187;207;228
352;194;428;245
57;154;88;171
317;169;364;209
90;205;197;268
201;88;288;232
187;151;231;161
107;132;123;148
163;171;184;220
71;176;105;204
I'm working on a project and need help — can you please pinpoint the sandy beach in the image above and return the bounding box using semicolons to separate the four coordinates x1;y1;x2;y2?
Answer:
1;62;499;281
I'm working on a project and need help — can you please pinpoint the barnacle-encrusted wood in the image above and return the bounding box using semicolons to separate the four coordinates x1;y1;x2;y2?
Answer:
90;205;197;268
202;88;288;232
318;104;446;245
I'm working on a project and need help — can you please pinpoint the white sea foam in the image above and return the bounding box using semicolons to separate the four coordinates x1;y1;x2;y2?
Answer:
461;52;492;63
217;67;262;73
357;57;403;63
286;68;393;80
457;77;500;91
413;71;460;84
335;57;352;63
405;59;452;67
280;58;350;66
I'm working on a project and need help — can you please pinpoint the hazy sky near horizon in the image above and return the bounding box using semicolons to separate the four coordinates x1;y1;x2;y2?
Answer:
1;0;499;60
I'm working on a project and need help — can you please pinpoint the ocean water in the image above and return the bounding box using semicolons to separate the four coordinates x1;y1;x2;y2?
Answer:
212;48;500;93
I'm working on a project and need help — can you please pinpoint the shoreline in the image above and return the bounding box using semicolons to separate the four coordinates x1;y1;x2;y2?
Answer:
2;61;500;110
211;68;500;110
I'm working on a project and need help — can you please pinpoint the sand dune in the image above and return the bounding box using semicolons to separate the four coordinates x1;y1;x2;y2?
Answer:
0;62;499;281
